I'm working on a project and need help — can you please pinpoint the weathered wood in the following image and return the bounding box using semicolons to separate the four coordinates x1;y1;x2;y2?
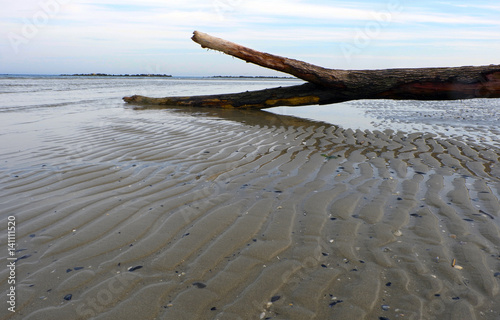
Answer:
124;83;345;109
124;31;500;109
191;31;346;89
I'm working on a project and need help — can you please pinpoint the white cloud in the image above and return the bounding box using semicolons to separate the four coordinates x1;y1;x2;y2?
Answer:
1;0;499;74
234;0;500;26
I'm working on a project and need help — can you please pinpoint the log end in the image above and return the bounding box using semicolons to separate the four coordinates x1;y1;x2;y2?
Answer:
191;30;200;43
123;95;142;103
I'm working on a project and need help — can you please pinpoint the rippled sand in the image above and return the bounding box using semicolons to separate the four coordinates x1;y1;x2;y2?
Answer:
1;107;500;320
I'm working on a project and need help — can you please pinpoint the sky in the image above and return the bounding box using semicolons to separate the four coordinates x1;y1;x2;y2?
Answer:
1;0;499;76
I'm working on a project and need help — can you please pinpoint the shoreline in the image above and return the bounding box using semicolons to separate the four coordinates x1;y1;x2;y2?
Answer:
60;73;173;78
0;74;294;79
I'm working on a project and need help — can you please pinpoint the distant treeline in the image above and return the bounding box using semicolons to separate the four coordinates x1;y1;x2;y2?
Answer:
60;74;294;79
209;75;295;79
61;73;172;77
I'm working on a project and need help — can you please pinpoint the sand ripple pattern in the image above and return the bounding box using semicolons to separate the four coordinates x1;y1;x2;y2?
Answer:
1;114;500;320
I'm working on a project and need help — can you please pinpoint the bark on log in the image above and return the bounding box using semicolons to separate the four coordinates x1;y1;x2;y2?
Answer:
124;31;500;109
124;83;344;109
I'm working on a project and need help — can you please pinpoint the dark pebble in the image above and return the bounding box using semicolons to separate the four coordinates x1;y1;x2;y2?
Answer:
479;210;495;219
63;294;72;301
330;217;337;221
452;297;460;300
385;282;392;287
494;272;500;278
66;269;73;273
193;282;207;289
329;300;343;308
29;234;36;238
321;264;327;268
15;254;31;261
182;233;190;237
128;266;143;272
379;317;390;320
271;295;281;302
397;197;403;201
211;307;217;311
322;252;329;256
74;267;84;270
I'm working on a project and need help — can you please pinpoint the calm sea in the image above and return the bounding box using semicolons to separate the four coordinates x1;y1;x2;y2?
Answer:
1;74;499;148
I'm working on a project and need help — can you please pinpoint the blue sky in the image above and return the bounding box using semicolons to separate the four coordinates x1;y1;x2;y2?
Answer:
1;0;499;76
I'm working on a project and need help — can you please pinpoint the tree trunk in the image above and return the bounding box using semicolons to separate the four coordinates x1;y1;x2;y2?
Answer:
124;31;500;109
123;83;349;109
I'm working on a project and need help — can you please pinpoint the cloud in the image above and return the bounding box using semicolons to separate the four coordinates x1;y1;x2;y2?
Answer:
233;0;500;26
1;0;499;74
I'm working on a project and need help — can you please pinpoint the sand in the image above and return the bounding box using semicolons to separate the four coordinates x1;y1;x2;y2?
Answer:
1;106;500;320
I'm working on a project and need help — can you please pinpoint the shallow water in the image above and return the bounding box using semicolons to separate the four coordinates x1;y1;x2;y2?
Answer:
1;76;500;320
2;75;500;145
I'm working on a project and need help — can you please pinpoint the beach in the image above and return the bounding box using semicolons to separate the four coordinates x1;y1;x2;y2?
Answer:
1;76;500;320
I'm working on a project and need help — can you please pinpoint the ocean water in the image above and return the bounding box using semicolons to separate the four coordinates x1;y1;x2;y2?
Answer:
0;75;294;151
1;75;499;150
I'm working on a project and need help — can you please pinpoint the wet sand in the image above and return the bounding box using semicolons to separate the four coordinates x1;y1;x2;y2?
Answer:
1;106;500;320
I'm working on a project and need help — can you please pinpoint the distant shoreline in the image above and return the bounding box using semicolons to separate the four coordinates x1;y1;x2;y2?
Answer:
62;74;293;79
60;73;173;77
207;75;295;79
2;74;297;79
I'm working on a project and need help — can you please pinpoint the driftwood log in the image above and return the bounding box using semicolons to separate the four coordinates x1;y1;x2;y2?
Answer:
123;31;500;109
